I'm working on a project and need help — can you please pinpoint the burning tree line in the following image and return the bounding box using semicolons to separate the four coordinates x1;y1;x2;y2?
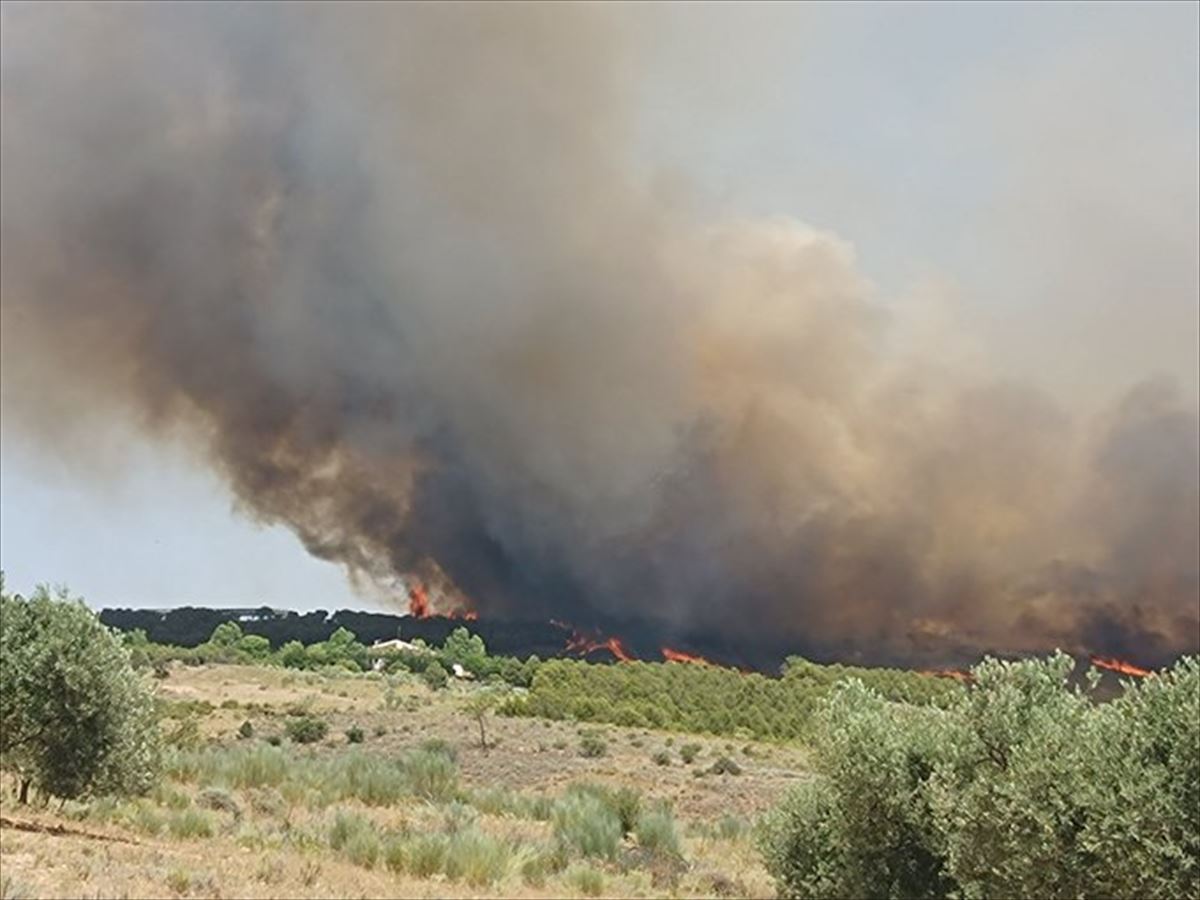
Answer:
4;3;1197;680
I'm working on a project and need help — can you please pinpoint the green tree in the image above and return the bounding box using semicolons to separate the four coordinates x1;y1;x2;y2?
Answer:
278;640;307;669
209;620;243;647
237;634;272;659
0;581;161;802
463;687;505;752
442;627;488;675
758;653;1200;900
319;626;367;671
423;661;449;691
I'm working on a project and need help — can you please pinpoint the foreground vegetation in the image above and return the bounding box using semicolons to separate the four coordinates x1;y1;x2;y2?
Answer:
2;578;1197;899
759;653;1200;899
0;582;160;803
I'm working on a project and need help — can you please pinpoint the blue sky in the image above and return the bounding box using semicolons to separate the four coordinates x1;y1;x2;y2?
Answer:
2;2;1196;612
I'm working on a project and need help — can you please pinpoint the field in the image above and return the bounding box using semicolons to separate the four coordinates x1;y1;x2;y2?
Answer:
0;662;809;899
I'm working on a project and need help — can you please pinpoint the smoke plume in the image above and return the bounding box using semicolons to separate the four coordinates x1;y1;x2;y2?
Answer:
2;3;1196;667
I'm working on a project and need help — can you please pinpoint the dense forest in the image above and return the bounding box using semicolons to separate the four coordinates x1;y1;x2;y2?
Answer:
100;607;572;661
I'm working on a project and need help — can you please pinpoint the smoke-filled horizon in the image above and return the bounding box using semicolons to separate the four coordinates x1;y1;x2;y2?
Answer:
2;3;1197;666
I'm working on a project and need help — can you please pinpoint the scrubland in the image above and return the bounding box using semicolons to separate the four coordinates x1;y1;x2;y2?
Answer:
1;662;795;899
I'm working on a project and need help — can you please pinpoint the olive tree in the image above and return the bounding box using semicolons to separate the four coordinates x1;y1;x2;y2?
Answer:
758;652;1200;900
0;579;161;802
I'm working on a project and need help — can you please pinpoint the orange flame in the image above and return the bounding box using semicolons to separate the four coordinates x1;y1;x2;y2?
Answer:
662;647;713;666
553;620;633;662
919;668;973;683
597;636;633;661
407;581;477;620
408;583;431;618
1090;655;1153;678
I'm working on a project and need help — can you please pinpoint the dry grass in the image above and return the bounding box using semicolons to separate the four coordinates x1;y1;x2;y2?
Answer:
0;662;793;898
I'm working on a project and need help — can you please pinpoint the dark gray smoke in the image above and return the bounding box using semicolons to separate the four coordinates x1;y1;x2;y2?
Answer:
2;2;1196;666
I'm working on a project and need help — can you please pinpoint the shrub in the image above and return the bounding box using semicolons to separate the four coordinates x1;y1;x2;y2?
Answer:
652;749;672;766
163;717;202;751
518;849;551;887
0;583;161;801
197;787;241;817
635;805;681;857
715;815;747;841
325;751;407;806
708;755;742;776
566;863;606;897
402;748;459;801
578;731;607;758
564;782;641;835
345;829;382;868
423;661;449;691
406;834;449;877
419;737;458;762
328;809;383;868
471;786;519;817
328;809;374;851
345;725;365;744
166;868;192;895
247;787;287;817
237;720;254;740
524;793;557;821
179;744;288;789
383;834;408;874
168;808;213;839
151;783;191;812
680;743;701;764
553;792;622;860
443;828;510;886
441;800;478;834
124;800;166;836
285;716;329;744
511;849;556;892
758;777;849;899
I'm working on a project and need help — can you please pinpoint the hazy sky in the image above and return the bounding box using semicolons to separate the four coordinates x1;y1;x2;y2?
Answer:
2;1;1196;613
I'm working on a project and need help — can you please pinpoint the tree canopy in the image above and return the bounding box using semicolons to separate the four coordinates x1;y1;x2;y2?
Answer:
0;578;161;801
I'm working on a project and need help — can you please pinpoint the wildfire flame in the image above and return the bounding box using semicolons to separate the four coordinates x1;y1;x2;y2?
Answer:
919;668;973;683
1090;655;1153;678
407;581;477;620
552;620;633;662
662;647;713;666
408;583;431;618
